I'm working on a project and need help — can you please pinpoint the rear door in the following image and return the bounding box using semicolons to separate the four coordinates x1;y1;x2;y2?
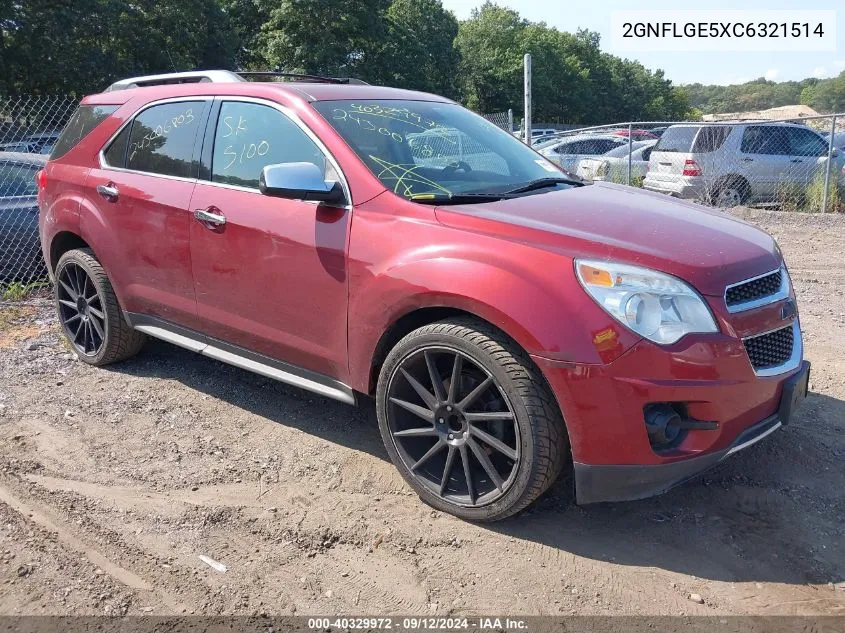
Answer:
86;99;210;328
738;126;792;199
188;98;351;380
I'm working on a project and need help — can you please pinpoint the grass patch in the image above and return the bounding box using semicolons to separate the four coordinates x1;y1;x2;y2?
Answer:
775;171;843;213
1;280;50;301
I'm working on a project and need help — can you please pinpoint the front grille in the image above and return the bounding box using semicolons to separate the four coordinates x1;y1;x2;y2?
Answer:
743;325;794;371
726;270;782;307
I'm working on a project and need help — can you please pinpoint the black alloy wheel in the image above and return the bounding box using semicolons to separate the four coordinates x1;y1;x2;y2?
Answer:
376;318;568;521
386;346;520;506
53;248;146;365
57;260;107;356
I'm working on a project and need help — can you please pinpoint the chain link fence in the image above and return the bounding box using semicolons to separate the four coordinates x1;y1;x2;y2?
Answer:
1;96;78;292
482;110;514;134
3;96;844;291
528;115;845;213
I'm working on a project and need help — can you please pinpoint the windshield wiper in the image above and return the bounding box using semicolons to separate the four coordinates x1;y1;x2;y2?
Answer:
503;177;581;195
409;192;510;204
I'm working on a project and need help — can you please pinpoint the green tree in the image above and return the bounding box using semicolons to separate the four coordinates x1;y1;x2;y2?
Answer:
219;0;271;69
258;0;391;81
377;0;460;97
0;0;236;95
454;3;690;123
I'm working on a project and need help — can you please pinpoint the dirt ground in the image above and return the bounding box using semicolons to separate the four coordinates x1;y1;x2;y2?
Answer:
0;208;843;617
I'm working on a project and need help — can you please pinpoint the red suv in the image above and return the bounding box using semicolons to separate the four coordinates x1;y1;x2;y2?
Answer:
37;71;809;521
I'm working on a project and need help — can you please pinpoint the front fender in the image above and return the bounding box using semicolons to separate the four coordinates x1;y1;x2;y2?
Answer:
347;249;639;394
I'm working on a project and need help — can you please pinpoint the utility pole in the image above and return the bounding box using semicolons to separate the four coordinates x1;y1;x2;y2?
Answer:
523;53;532;144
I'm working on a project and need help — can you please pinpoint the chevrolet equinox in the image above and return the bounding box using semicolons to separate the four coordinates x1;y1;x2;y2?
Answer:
37;71;810;521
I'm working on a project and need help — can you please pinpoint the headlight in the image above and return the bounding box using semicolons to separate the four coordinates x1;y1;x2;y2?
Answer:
575;259;718;344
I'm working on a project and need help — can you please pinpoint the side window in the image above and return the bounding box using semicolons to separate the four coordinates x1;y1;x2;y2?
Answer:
641;147;653;161
126;102;204;178
692;126;730;152
741;126;785;155
51;105;118;160
211;101;328;189
787;128;828;157
556;141;584;154
103;125;130;167
594;140;621;154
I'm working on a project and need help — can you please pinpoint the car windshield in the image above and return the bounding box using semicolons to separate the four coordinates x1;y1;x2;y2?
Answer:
313;100;574;199
0;161;39;197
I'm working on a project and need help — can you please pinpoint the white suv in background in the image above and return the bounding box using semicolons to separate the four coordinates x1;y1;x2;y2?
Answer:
643;122;843;207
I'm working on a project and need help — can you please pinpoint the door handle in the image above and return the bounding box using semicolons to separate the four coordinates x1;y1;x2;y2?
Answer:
741;158;754;163
194;207;226;227
96;183;119;201
790;158;804;163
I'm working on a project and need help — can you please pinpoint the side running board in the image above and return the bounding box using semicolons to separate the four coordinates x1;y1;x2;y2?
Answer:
128;314;356;406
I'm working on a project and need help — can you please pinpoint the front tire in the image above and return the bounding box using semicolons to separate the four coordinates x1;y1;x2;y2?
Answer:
54;248;146;365
376;318;568;522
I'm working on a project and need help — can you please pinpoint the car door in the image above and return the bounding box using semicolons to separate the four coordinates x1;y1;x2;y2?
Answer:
784;126;830;186
188;98;351;381
738;126;792;200
87;99;210;329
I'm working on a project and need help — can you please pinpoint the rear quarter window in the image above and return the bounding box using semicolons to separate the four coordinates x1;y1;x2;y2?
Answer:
692;126;730;152
50;105;118;160
654;127;699;153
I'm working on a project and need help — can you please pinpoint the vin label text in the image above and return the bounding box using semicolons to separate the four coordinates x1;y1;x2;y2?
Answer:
610;10;836;52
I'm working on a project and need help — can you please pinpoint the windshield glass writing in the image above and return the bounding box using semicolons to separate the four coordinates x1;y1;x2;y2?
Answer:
313;100;569;199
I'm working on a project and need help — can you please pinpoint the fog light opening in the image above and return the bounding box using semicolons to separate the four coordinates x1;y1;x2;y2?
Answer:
644;404;684;450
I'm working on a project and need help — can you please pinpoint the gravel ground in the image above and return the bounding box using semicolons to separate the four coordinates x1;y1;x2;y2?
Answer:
0;208;843;616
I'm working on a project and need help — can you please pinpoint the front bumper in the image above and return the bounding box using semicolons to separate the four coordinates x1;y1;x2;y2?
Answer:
574;412;782;503
531;307;807;503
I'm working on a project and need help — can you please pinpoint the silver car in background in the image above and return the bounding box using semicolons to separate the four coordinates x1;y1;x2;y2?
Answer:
576;140;656;183
643;122;843;207
536;134;628;173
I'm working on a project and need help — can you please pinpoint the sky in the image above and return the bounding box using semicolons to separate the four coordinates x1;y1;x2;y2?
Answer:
440;0;844;86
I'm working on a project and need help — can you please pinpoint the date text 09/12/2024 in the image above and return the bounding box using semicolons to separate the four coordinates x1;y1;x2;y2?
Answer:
306;617;529;631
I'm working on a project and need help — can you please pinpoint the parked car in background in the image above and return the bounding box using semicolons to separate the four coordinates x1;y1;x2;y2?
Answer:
38;71;808;522
0;132;61;155
822;131;845;151
576;140;656;183
610;129;658;141
643;122;844;207
531;133;561;146
0;152;48;280
537;134;629;172
27;131;61;155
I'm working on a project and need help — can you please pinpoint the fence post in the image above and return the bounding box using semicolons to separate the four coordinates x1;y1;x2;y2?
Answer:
523;53;532;144
507;109;513;135
627;123;633;186
822;115;836;213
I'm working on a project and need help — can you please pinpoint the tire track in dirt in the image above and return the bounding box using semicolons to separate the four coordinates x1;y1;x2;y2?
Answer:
0;481;155;594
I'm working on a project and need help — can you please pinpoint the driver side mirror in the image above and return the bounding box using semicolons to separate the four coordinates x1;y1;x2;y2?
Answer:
259;162;345;205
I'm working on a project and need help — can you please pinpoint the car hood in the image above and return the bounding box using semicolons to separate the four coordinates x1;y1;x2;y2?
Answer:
433;182;780;296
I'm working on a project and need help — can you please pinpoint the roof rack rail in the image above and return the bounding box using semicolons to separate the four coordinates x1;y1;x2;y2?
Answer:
237;71;369;85
105;70;245;92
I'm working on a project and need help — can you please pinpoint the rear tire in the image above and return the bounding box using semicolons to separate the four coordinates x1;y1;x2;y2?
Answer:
54;248;146;365
710;177;750;208
376;317;568;522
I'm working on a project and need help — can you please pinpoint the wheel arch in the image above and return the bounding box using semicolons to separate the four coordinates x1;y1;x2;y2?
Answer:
367;306;485;396
49;231;91;272
711;173;751;201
